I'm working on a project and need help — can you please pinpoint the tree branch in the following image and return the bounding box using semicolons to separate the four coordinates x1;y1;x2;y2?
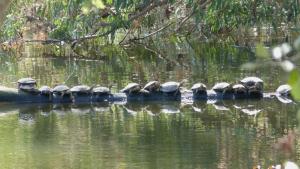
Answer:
128;0;168;21
125;21;175;43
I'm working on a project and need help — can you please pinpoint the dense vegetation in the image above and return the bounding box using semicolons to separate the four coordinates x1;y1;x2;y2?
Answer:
1;0;300;45
0;0;299;99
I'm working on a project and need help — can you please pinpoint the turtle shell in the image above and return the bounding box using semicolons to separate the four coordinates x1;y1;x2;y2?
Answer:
160;81;180;93
53;85;70;93
191;83;207;93
120;83;141;93
17;78;37;90
191;83;206;90
233;84;247;93
70;85;91;93
240;77;263;87
39;86;52;94
18;78;36;85
276;84;291;95
93;86;110;94
143;81;160;91
212;82;231;92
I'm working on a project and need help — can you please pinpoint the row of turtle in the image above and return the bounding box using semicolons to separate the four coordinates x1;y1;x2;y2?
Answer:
17;78;110;97
17;76;292;97
121;76;291;96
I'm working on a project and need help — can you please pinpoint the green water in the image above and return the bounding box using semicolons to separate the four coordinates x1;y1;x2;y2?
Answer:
0;42;299;168
0;101;298;169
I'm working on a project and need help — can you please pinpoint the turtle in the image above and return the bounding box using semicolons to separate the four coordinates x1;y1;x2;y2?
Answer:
143;81;160;92
120;83;141;94
160;81;181;93
232;84;247;94
240;77;264;96
39;86;53;99
70;85;92;95
240;77;264;89
212;82;233;93
92;86;111;96
17;78;37;92
191;83;207;94
53;84;70;98
276;84;292;96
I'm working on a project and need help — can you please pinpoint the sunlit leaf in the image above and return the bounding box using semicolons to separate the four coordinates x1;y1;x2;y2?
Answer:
280;60;295;72
294;36;300;50
256;43;269;58
92;0;105;9
81;5;90;15
281;43;292;55
288;70;300;100
106;0;113;5
272;46;282;60
284;161;299;169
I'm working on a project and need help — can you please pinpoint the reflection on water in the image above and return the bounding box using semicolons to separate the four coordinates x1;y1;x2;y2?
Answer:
0;42;299;168
0;42;298;92
0;100;298;169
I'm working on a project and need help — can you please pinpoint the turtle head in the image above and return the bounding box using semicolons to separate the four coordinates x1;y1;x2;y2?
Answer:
248;82;263;97
197;84;207;94
255;81;263;91
233;84;247;94
89;85;96;93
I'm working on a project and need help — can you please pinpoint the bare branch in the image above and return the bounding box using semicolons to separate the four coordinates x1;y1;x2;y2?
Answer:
128;0;168;21
126;22;175;43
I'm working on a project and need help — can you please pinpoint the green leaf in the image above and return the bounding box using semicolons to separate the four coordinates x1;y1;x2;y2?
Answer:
169;35;179;44
92;0;105;9
106;0;113;5
255;43;270;58
81;4;91;15
288;70;300;101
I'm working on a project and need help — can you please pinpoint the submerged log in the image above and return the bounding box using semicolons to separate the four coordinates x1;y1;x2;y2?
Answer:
0;86;293;104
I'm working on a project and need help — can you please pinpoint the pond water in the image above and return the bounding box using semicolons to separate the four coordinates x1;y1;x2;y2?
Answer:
0;42;299;169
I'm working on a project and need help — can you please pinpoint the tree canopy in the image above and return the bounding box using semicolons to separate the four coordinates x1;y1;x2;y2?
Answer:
0;0;299;46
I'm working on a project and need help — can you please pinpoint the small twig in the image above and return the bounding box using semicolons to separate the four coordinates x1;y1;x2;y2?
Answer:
128;22;175;42
176;0;212;32
128;0;168;21
119;28;133;45
176;12;195;32
131;42;164;59
24;39;62;44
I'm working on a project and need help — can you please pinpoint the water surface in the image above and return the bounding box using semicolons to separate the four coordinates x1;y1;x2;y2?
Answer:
0;42;299;169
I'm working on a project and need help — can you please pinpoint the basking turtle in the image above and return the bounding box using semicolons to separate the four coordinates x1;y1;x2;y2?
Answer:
160;81;183;93
240;77;264;97
53;84;70;98
39;86;53;99
240;77;264;89
120;83;141;94
92;86;111;96
233;84;247;94
17;78;37;92
70;85;92;95
191;83;207;94
276;84;292;96
212;82;233;93
143;81;160;92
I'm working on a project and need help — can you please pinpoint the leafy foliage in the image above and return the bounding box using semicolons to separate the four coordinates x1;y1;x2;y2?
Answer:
1;0;300;44
289;70;300;100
